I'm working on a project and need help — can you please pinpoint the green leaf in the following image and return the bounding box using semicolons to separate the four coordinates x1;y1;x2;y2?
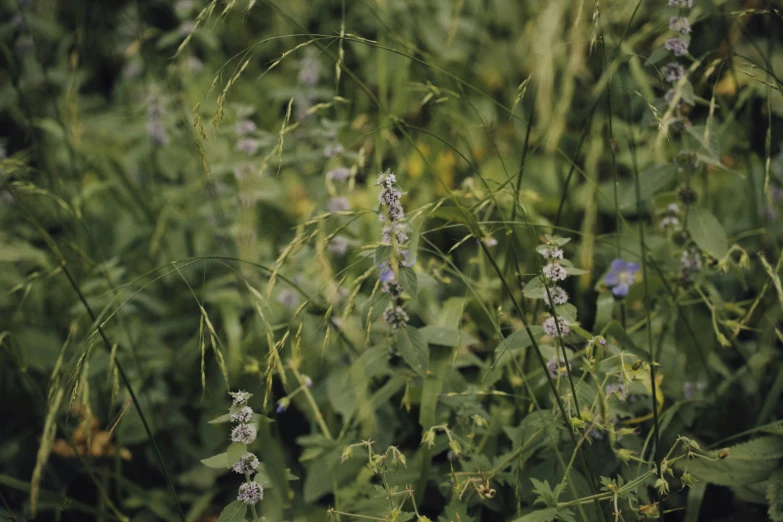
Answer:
511;508;557;522
200;453;229;469
688;207;729;258
208;413;232;424
495;325;545;354
680;436;783;486
227;442;247;466
254;463;299;487
419;326;477;347
217;500;247;522
432;205;482;238
620;164;675;210
768;469;783;521
553;304;577;323
396;326;429;376
605;322;651;363
399;266;418;299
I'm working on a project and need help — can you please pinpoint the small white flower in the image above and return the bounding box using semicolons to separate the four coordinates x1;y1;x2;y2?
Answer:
231;424;257;444
543;315;570;337
237;482;264;505
232;453;260;475
229;390;250;405
543;286;569;307
230;406;254;424
543;262;567;281
540;247;564;260
659;216;680;230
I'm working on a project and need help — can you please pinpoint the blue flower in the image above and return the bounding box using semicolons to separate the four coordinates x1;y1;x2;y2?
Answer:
378;249;416;283
605;259;640;297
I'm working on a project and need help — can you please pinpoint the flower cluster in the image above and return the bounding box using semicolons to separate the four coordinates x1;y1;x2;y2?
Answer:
661;0;694;131
377;171;408;246
146;95;168;147
376;170;414;330
204;390;264;506
659;203;682;231
536;236;574;338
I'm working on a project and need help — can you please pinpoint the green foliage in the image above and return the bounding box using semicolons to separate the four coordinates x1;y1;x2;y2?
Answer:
2;0;783;521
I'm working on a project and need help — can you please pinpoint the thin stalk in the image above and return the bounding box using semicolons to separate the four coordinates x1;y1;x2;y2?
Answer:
629;131;664;515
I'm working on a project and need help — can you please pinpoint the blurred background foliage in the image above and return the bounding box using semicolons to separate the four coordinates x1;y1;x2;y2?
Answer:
1;0;783;520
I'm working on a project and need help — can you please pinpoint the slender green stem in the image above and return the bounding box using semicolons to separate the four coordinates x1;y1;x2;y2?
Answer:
629;130;664;515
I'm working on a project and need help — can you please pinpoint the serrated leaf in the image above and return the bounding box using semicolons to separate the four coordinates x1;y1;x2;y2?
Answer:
511;508;557;522
201;453;229;469
217;500;247;522
227;442;247;466
432;205;482;237
620;164;675;210
254;463;299;487
679;436;783;486
399;266;418;299
554;304;577;322
495;326;545;358
768;469;783;521
688;207;729;259
208;413;232;424
419;326;477;347
396;326;428;376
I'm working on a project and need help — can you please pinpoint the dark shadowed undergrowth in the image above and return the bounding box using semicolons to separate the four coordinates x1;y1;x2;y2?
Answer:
1;0;783;521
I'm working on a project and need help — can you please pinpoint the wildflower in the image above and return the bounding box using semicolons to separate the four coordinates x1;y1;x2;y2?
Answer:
668;0;693;7
146;96;168;146
604;259;640;297
669;16;691;34
236;138;261;156
304;376;313;388
298;48;320;87
543;315;570;338
543;286;569;308
327;166;351;182
543;262;567;281
178;20;196;35
680;249;703;280
660;216;680;230
323;144;344;158
605;383;628;402
669;116;692;134
383;305;409;330
230;406;254;424
235;120;257;136
233;163;255;181
482;237;498;247
328;236;349;256
377;171;408;245
232;453;260;475
546;356;568;378
328;197;351;213
540;246;564;260
665;88;684;108
237;482;264;505
276;401;286;414
667;203;680;213
184;56;204;73
662;62;686;83
664;37;689;56
230;390;251;405
231;424;257;444
277;289;299;309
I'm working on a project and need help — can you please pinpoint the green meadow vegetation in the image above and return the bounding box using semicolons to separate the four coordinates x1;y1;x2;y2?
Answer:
2;0;783;520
